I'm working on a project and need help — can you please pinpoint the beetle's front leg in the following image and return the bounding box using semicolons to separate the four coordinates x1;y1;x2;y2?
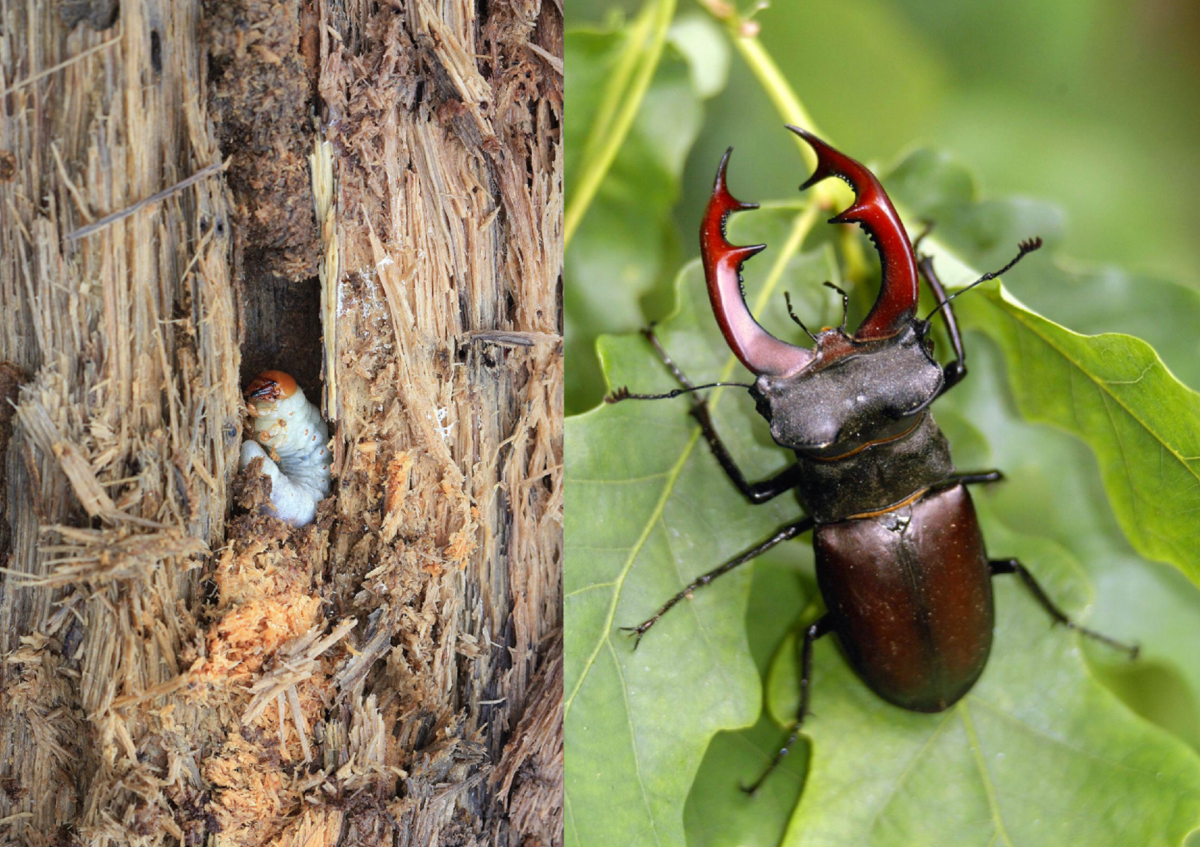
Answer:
642;327;802;505
920;239;1044;398
688;400;803;504
622;517;814;647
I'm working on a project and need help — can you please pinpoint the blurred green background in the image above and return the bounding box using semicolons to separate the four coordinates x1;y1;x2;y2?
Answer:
571;0;1200;302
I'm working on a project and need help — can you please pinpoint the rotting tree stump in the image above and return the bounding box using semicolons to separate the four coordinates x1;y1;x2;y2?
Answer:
0;1;563;844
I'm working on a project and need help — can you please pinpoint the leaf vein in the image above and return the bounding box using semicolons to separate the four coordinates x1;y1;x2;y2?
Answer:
609;638;665;847
959;700;1015;847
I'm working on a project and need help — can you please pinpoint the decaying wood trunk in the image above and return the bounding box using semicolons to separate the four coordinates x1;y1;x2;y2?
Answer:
0;0;563;844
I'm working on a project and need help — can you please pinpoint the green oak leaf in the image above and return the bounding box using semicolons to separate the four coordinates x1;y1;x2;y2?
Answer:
682;558;814;847
565;204;839;847
883;148;1200;589
972;294;1200;591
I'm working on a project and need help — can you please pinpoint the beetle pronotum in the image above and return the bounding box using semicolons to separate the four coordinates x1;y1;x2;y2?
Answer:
240;370;332;527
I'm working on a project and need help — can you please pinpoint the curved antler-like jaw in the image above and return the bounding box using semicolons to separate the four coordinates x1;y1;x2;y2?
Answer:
700;149;815;378
787;126;919;341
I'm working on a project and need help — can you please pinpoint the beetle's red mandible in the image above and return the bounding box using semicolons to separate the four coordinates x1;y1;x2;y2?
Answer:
700;150;815;378
788;125;920;340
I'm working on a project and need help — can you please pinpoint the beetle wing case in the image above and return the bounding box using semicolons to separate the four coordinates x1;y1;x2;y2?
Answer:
814;484;994;712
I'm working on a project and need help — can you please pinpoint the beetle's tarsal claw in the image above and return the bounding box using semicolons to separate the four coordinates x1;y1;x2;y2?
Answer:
618;624;647;649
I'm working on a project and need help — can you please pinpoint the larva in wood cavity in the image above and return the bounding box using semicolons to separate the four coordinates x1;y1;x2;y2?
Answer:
240;370;332;527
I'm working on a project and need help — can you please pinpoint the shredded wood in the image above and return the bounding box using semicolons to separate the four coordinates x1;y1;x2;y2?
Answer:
0;0;562;845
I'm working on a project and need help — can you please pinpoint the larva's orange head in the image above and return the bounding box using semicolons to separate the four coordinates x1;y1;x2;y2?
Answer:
245;370;298;402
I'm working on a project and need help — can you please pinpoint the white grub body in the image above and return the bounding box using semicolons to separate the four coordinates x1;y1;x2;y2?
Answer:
240;381;332;527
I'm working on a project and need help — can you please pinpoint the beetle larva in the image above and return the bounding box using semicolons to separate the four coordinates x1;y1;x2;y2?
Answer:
240;370;332;527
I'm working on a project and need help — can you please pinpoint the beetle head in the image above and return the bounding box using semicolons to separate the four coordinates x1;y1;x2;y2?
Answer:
750;322;944;455
245;370;298;404
701;129;936;454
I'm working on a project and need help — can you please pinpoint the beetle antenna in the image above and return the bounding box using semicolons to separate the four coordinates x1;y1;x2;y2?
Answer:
911;219;935;253
823;282;850;332
924;237;1043;321
605;383;753;403
783;292;819;343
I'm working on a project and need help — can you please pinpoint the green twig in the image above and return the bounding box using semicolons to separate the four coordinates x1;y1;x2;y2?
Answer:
564;0;678;249
693;0;851;210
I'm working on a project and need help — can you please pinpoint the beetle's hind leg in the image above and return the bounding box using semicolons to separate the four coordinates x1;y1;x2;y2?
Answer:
742;615;832;796
990;559;1139;659
611;327;804;505
622;517;814;647
949;470;1004;486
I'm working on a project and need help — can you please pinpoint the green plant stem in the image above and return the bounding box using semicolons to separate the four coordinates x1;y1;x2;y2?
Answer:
576;2;654;179
564;0;678;250
695;0;851;211
731;37;818;166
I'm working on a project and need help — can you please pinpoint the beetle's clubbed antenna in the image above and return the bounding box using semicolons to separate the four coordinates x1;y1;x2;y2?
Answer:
701;149;815;377
787;126;920;342
924;238;1044;321
783;292;819;342
823;281;851;332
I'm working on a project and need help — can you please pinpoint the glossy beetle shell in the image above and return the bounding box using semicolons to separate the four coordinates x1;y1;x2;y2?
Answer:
814;484;994;711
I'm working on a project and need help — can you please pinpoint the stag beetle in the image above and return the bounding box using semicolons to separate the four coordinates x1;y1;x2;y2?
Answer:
608;126;1137;793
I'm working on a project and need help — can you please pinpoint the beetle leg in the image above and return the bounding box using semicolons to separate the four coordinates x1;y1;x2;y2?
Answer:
912;219;935;253
642;327;804;504
918;255;968;394
990;559;1139;659
922;241;1042;395
690;402;805;503
641;325;695;389
621;518;815;648
742;615;832;796
948;470;1004;486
